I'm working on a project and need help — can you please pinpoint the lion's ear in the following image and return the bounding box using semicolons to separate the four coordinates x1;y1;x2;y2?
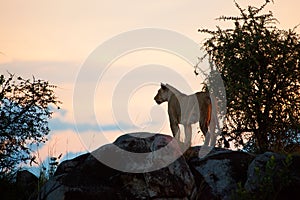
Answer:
161;83;167;89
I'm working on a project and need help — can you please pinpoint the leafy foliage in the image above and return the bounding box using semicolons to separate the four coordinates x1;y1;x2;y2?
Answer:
198;1;300;152
232;154;293;200
0;72;61;176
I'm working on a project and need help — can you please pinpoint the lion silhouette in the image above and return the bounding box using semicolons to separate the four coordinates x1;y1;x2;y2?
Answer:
154;83;217;147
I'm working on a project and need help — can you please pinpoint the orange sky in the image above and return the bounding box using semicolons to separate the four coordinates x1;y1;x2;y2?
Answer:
1;0;299;173
1;0;299;62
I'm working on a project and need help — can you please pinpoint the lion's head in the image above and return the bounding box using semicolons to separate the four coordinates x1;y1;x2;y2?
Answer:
154;83;170;104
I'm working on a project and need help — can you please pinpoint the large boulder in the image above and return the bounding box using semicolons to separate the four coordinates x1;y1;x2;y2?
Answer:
54;153;90;176
16;170;38;200
187;147;254;200
37;133;197;200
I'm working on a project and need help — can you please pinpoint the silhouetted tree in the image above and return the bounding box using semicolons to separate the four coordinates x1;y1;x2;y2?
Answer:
0;72;60;176
198;1;300;153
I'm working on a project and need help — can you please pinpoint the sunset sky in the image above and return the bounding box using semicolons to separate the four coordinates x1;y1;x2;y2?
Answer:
1;0;300;173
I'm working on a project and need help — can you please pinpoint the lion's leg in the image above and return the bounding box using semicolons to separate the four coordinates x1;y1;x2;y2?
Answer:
204;131;210;146
183;124;192;147
170;121;180;140
199;121;209;145
208;111;217;146
199;121;208;137
209;133;216;147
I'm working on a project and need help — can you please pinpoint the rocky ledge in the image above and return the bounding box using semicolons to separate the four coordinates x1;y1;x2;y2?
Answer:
34;133;300;200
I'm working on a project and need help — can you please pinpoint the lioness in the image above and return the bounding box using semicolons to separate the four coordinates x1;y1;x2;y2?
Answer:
154;83;213;147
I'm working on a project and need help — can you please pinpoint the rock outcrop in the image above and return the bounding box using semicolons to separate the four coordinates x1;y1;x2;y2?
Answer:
36;132;300;200
38;133;197;200
187;148;254;200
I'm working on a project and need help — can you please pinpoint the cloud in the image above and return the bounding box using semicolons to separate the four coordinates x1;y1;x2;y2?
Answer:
49;117;128;133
